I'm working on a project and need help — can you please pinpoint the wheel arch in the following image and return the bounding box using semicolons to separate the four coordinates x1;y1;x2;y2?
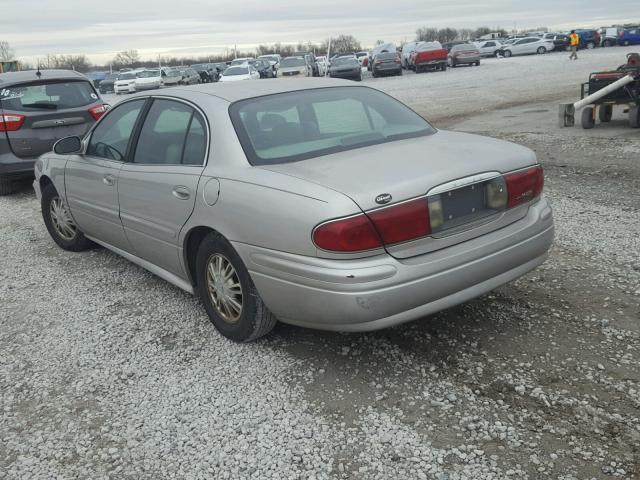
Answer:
183;225;225;287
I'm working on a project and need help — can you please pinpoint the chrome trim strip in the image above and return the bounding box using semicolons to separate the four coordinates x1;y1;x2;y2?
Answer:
427;171;502;196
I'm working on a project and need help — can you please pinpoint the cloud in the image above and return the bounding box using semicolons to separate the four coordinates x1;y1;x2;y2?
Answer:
3;0;638;63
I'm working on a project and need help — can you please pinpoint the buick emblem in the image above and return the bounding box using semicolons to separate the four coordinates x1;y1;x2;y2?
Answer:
375;193;392;205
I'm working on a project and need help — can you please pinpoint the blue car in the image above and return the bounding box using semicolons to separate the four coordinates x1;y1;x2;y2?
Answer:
618;28;640;46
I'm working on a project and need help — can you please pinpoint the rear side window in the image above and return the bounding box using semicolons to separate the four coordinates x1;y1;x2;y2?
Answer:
0;81;97;111
230;86;434;165
86;99;145;161
133;99;206;166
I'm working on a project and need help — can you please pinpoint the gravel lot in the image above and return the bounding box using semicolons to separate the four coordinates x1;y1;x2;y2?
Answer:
2;46;640;479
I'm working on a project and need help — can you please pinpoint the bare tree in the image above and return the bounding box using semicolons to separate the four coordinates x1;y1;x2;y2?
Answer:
48;54;91;72
437;28;458;43
112;50;140;69
0;41;15;61
326;35;362;54
415;27;439;42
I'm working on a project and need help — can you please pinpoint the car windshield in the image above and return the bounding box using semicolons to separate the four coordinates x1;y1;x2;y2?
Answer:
137;70;159;78
0;80;97;111
120;72;137;80
224;67;249;76
333;57;357;66
280;57;306;68
230;86;435;165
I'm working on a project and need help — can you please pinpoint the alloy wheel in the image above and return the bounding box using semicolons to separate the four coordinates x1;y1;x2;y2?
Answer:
49;196;77;241
206;254;243;323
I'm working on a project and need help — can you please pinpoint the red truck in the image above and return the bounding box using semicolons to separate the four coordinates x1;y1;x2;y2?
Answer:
409;44;448;73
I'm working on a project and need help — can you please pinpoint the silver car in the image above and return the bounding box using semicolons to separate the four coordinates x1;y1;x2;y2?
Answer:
34;79;554;342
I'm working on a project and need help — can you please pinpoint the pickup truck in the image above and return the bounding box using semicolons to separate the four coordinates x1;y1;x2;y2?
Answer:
410;42;448;73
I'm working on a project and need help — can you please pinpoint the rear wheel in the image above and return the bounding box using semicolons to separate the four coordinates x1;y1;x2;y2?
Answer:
0;176;18;196
196;232;276;342
537;46;547;54
41;183;93;251
599;105;613;122
581;107;595;129
630;106;640;128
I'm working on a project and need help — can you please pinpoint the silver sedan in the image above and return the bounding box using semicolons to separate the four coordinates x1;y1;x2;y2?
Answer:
34;79;554;342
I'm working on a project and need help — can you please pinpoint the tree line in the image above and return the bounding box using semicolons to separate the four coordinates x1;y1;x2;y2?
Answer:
1;27;526;73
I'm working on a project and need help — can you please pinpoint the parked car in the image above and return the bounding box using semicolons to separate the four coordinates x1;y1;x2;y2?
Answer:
315;56;329;76
0;69;107;194
277;56;311;78
574;29;601;49
600;27;619;47
179;68;201;85
114;70;139;94
541;33;570;51
371;52;402;77
231;57;255;66
191;63;219;83
618;28;640;46
474;40;503;57
401;41;420;69
328;56;362;81
448;44;481;67
500;37;555;57
367;43;396;71
250;59;275;78
35;79;554;341
98;73;119;94
258;55;281;74
410;42;449;72
161;68;182;86
219;65;260;82
134;69;162;91
355;51;369;66
293;51;319;76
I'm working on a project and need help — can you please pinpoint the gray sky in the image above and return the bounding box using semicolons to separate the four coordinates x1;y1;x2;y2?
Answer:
5;0;638;64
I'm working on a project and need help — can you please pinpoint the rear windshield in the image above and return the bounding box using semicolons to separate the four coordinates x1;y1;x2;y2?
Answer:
224;67;249;76
120;72;136;80
137;70;159;78
0;80;97;111
229;86;435;165
280;57;306;68
333;57;358;66
376;53;397;60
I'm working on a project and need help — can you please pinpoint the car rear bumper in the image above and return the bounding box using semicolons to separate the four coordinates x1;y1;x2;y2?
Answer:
0;149;36;178
234;197;554;332
330;71;361;79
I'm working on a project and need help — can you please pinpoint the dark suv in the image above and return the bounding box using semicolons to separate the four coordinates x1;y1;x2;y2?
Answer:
575;29;601;49
0;69;107;194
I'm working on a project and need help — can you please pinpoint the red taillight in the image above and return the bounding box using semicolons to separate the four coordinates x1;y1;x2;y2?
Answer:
88;104;109;121
0;114;25;132
374;60;382;65
368;198;431;245
313;214;383;252
505;166;544;208
395;57;401;64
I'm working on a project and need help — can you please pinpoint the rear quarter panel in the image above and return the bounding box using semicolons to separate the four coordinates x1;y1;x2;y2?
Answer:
34;153;68;198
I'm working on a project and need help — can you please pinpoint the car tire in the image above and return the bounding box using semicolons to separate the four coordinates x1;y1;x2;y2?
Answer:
537;47;547;54
41;183;93;252
397;69;403;76
624;40;630;47
0;176;18;196
599;105;613;122
586;42;595;49
503;50;512;58
475;61;480;66
630;106;640;128
196;232;277;342
441;64;447;71
581;107;596;129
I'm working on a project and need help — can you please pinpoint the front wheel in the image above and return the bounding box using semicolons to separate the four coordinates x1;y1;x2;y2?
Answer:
196;232;276;342
41;183;93;251
503;50;512;58
581;106;595;129
537;47;547;54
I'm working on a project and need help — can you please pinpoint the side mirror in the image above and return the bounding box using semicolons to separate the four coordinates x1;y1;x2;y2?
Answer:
54;136;82;155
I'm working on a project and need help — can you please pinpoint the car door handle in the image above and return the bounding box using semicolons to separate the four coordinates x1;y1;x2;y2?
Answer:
103;174;116;186
172;186;191;200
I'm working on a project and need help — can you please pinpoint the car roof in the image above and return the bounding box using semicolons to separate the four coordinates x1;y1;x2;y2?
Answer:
165;78;357;103
0;69;88;87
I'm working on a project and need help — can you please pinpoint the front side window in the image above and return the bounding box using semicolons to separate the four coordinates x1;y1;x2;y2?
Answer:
86;99;145;161
230;86;435;165
133;99;206;166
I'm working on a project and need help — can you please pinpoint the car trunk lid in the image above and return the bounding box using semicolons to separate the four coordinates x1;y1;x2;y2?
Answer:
259;130;538;258
0;79;98;158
